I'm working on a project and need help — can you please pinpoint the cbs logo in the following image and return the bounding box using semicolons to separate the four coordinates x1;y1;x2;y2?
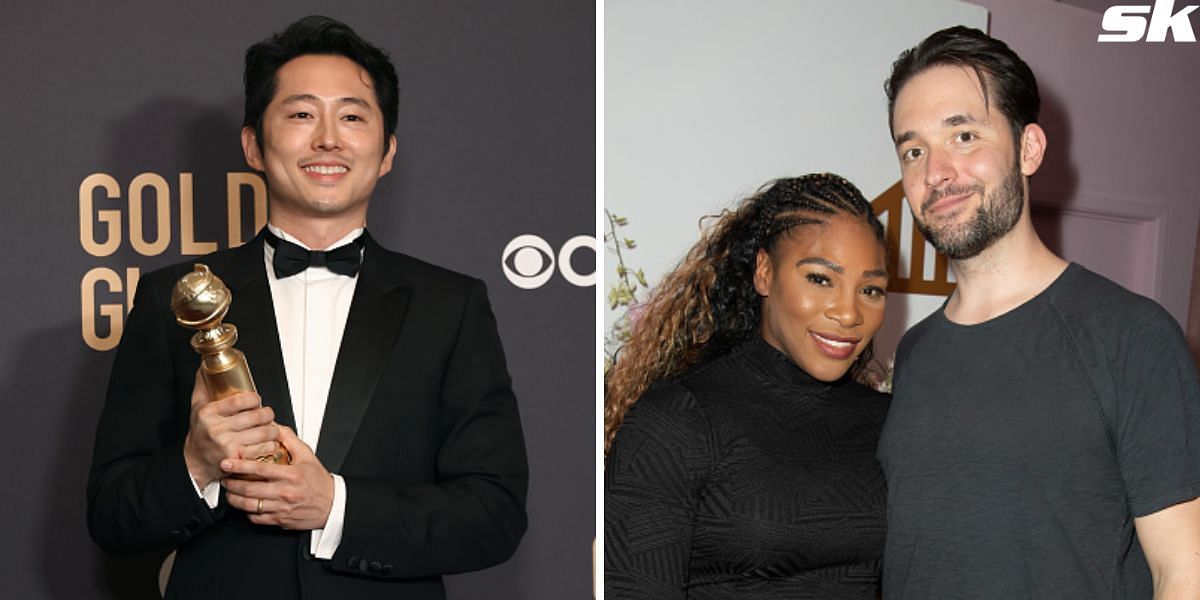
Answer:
502;234;596;289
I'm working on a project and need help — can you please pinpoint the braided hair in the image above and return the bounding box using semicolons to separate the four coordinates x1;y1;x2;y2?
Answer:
604;173;885;454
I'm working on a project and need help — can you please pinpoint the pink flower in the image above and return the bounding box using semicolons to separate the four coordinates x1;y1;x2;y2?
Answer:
626;301;646;328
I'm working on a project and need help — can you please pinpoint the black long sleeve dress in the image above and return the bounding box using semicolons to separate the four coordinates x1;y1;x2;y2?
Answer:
605;337;889;599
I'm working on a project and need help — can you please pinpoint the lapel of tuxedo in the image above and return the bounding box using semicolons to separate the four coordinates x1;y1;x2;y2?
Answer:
216;231;297;431
317;231;412;472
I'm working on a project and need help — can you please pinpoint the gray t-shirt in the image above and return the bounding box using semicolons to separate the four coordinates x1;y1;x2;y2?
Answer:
878;263;1200;599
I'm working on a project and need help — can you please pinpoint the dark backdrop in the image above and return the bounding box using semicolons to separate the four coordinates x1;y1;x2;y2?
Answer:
0;1;595;598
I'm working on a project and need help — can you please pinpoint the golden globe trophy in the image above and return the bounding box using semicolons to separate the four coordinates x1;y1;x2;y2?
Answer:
171;264;290;464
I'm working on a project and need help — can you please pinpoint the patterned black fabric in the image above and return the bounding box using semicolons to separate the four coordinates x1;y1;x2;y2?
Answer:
605;337;889;599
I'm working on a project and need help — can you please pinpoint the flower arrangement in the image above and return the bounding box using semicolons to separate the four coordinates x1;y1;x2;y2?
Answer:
860;355;895;394
604;210;650;372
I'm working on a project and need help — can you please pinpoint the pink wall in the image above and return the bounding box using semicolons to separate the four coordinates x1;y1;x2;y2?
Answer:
968;0;1200;326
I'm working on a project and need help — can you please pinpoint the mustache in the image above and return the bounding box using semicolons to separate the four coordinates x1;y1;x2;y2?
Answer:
922;184;984;214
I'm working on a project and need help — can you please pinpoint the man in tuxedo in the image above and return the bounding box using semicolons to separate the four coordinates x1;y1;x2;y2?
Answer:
87;15;528;598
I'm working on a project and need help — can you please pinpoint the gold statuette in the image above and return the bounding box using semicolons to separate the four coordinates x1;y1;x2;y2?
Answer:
171;264;290;464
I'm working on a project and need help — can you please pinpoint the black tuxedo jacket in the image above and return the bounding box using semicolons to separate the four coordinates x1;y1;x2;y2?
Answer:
87;231;528;599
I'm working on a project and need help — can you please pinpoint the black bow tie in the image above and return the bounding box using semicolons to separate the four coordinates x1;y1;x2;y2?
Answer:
264;230;364;279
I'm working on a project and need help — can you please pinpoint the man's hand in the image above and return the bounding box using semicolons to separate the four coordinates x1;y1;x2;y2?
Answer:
221;425;335;530
182;370;280;488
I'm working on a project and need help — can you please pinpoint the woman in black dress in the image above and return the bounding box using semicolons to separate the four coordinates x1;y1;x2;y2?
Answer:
604;173;890;598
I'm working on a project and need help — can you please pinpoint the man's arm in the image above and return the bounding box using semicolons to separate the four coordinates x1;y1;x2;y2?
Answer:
86;269;281;555
1114;300;1200;599
1135;497;1200;599
333;278;528;577
87;270;214;555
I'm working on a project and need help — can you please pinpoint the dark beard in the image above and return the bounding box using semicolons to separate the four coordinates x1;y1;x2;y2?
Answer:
916;162;1024;260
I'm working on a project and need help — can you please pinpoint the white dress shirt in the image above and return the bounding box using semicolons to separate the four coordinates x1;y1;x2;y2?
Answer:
191;224;360;560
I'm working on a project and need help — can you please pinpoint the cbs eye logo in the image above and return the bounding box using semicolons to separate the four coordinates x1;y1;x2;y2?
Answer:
502;234;596;289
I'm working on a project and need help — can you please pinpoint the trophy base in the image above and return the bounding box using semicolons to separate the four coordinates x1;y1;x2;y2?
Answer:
255;447;292;464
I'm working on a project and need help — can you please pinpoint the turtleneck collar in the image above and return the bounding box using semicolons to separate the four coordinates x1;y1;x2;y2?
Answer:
736;336;843;391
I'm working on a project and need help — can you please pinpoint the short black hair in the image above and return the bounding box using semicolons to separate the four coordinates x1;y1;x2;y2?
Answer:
243;15;399;149
885;26;1039;147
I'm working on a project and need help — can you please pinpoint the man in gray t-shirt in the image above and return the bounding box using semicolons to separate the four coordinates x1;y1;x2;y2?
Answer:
878;26;1200;598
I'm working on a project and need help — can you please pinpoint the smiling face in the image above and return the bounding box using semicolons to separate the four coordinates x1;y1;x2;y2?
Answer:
242;54;397;231
892;65;1038;260
754;213;888;382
